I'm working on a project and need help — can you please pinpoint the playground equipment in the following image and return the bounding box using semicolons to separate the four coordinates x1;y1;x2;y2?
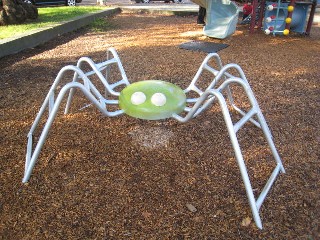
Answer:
249;0;318;35
23;48;285;229
192;0;239;39
264;1;310;35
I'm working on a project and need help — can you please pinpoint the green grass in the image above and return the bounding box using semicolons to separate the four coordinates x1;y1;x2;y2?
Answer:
89;18;118;32
0;6;107;40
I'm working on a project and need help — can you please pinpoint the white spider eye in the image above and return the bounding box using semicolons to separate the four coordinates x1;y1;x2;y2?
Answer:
151;93;166;107
131;92;146;105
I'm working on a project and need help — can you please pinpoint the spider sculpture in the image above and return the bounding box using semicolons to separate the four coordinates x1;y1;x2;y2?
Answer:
24;47;285;229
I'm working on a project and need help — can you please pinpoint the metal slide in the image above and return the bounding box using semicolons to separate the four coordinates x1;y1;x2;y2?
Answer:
192;0;239;39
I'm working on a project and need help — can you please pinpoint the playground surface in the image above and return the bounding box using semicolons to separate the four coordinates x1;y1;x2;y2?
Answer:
0;11;319;239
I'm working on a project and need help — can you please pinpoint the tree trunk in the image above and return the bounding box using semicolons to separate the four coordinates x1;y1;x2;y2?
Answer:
0;0;38;26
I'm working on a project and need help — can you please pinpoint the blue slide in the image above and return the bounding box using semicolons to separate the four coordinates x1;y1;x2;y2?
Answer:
192;0;239;39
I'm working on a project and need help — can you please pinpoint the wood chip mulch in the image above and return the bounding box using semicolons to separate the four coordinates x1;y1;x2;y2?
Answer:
0;12;319;239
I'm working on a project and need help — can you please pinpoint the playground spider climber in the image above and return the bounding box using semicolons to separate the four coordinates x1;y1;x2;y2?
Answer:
23;47;286;229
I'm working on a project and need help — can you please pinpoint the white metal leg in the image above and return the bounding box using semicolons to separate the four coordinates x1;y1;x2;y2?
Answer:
174;76;285;229
23;48;129;183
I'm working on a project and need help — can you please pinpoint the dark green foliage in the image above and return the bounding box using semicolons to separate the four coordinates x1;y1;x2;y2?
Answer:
0;0;38;26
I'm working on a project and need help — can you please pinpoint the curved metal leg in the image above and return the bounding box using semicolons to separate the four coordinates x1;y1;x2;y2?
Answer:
174;78;285;229
23;65;125;183
64;47;130;114
210;90;263;229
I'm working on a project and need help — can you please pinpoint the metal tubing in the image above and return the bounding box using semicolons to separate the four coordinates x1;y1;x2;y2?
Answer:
258;0;266;30
82;58;117;78
206;63;247;91
25;49;131;182
256;112;285;173
23;51;285;230
24;83;88;182
233;71;285;171
185;59;250;123
107;47;130;86
207;89;263;229
249;0;259;33
76;57;123;96
305;0;317;35
203;64;219;77
185;53;223;94
64;57;118;115
256;164;281;210
174;76;285;229
23;81;125;183
273;0;282;36
28;65;81;135
233;108;257;133
232;104;261;129
173;89;216;122
285;0;296;30
65;47;129;114
25;135;33;176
